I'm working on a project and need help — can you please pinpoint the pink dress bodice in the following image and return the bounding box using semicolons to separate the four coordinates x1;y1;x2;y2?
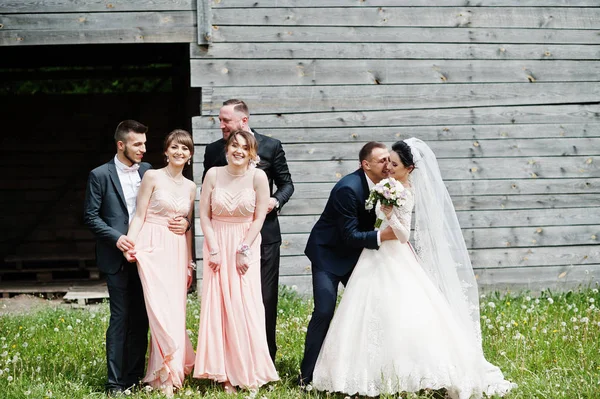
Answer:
144;189;191;226
210;169;256;223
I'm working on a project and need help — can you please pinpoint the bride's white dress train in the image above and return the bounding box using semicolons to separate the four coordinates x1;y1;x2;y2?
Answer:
312;191;515;399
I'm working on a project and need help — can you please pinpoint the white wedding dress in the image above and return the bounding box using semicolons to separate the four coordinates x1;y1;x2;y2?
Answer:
312;189;515;399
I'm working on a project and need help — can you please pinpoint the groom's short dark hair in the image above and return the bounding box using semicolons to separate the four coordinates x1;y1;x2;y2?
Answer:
359;141;386;163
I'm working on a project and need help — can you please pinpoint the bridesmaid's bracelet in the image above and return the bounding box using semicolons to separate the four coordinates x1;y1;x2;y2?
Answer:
237;243;251;257
189;261;197;270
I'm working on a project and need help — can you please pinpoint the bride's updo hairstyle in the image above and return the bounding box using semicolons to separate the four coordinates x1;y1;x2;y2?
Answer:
391;140;416;170
226;129;258;165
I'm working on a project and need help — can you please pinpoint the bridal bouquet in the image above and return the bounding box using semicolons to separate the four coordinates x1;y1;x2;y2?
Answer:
365;178;408;228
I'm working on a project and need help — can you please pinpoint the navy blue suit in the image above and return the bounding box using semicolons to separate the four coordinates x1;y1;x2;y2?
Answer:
83;159;151;392
300;168;379;384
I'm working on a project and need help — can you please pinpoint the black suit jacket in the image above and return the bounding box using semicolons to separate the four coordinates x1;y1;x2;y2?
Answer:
83;158;151;274
304;169;379;276
202;129;294;244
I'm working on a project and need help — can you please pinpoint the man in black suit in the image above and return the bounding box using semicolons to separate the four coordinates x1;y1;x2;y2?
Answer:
84;120;189;395
202;99;294;361
299;142;397;385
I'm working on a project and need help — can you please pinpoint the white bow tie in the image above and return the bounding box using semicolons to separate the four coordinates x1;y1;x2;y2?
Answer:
121;163;140;173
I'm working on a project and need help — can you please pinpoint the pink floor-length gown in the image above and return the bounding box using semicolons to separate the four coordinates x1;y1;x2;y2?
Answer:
194;167;279;388
135;188;195;389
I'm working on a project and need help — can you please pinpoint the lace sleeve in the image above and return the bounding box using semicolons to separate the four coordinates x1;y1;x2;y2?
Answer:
388;207;411;243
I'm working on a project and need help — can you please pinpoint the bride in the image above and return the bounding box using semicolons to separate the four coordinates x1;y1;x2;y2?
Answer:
312;138;516;399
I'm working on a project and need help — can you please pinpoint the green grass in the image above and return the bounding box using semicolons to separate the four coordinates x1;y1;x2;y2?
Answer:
0;286;599;398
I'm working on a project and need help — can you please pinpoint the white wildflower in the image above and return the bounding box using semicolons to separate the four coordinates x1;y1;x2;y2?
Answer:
53;328;59;332
542;328;547;334
561;321;567;327
547;298;554;304
76;319;82;324
535;298;540;304
124;389;131;395
589;298;595;303
592;288;598;294
580;317;589;323
22;342;28;348
487;302;496;309
7;375;13;382
574;325;579;330
525;296;531;301
571;317;578;323
0;351;7;357
521;305;528;309
499;326;505;332
67;325;73;330
24;390;31;396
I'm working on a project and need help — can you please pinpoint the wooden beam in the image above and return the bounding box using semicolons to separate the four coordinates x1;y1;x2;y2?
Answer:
210;1;600;8
201;83;600;114
208;26;600;44
190;42;600;60
0;11;195;31
192;104;600;128
191;59;600;87
193;123;600;144
211;7;600;29
193;138;600;162
197;0;212;44
0;0;196;13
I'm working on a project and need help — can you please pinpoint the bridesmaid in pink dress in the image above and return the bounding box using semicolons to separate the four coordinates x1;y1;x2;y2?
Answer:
125;130;197;397
194;130;279;393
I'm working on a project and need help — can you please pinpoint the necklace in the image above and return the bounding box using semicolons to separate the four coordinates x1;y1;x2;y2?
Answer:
164;168;184;185
224;166;247;177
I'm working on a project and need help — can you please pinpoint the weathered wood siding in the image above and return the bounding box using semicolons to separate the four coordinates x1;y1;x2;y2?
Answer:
191;1;600;294
0;0;196;45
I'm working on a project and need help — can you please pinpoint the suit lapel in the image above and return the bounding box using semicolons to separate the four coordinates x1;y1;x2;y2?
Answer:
358;169;377;225
108;160;128;211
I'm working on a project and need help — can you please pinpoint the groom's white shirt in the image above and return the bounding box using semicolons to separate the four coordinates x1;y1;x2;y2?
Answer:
364;174;382;246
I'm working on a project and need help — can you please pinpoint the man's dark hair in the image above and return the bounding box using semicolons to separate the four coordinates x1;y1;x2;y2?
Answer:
359;141;387;163
114;120;148;143
222;99;249;117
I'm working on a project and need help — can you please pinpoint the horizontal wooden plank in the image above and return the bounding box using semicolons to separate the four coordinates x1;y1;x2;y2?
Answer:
211;1;600;8
209;26;600;44
471;246;600;269
0;11;195;31
259;245;600;277
196;223;599;258
0;0;195;13
200;261;600;296
201;83;600;114
191;59;600;87
194;207;600;235
276;207;600;232
475;264;600;292
278;194;600;215
0;27;195;46
193;104;600;128
193;123;600;144
211;7;600;29
193;138;600;162
190;42;600;60
194;156;599;182
285;178;600;199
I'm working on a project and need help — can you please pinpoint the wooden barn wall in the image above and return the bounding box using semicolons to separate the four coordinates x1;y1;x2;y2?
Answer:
191;1;600;295
0;0;196;45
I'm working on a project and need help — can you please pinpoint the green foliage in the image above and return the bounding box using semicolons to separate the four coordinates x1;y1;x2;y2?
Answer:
0;287;599;398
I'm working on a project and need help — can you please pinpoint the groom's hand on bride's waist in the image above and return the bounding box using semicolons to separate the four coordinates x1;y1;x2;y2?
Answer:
380;226;396;242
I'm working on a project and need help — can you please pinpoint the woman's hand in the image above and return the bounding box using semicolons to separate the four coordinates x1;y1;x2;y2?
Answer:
381;204;394;219
123;249;136;263
236;253;249;275
208;252;221;272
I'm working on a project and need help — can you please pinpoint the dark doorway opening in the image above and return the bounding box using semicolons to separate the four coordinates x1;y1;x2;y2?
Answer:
0;43;199;287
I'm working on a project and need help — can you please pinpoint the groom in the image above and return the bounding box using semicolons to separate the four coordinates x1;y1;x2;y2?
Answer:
299;141;397;385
